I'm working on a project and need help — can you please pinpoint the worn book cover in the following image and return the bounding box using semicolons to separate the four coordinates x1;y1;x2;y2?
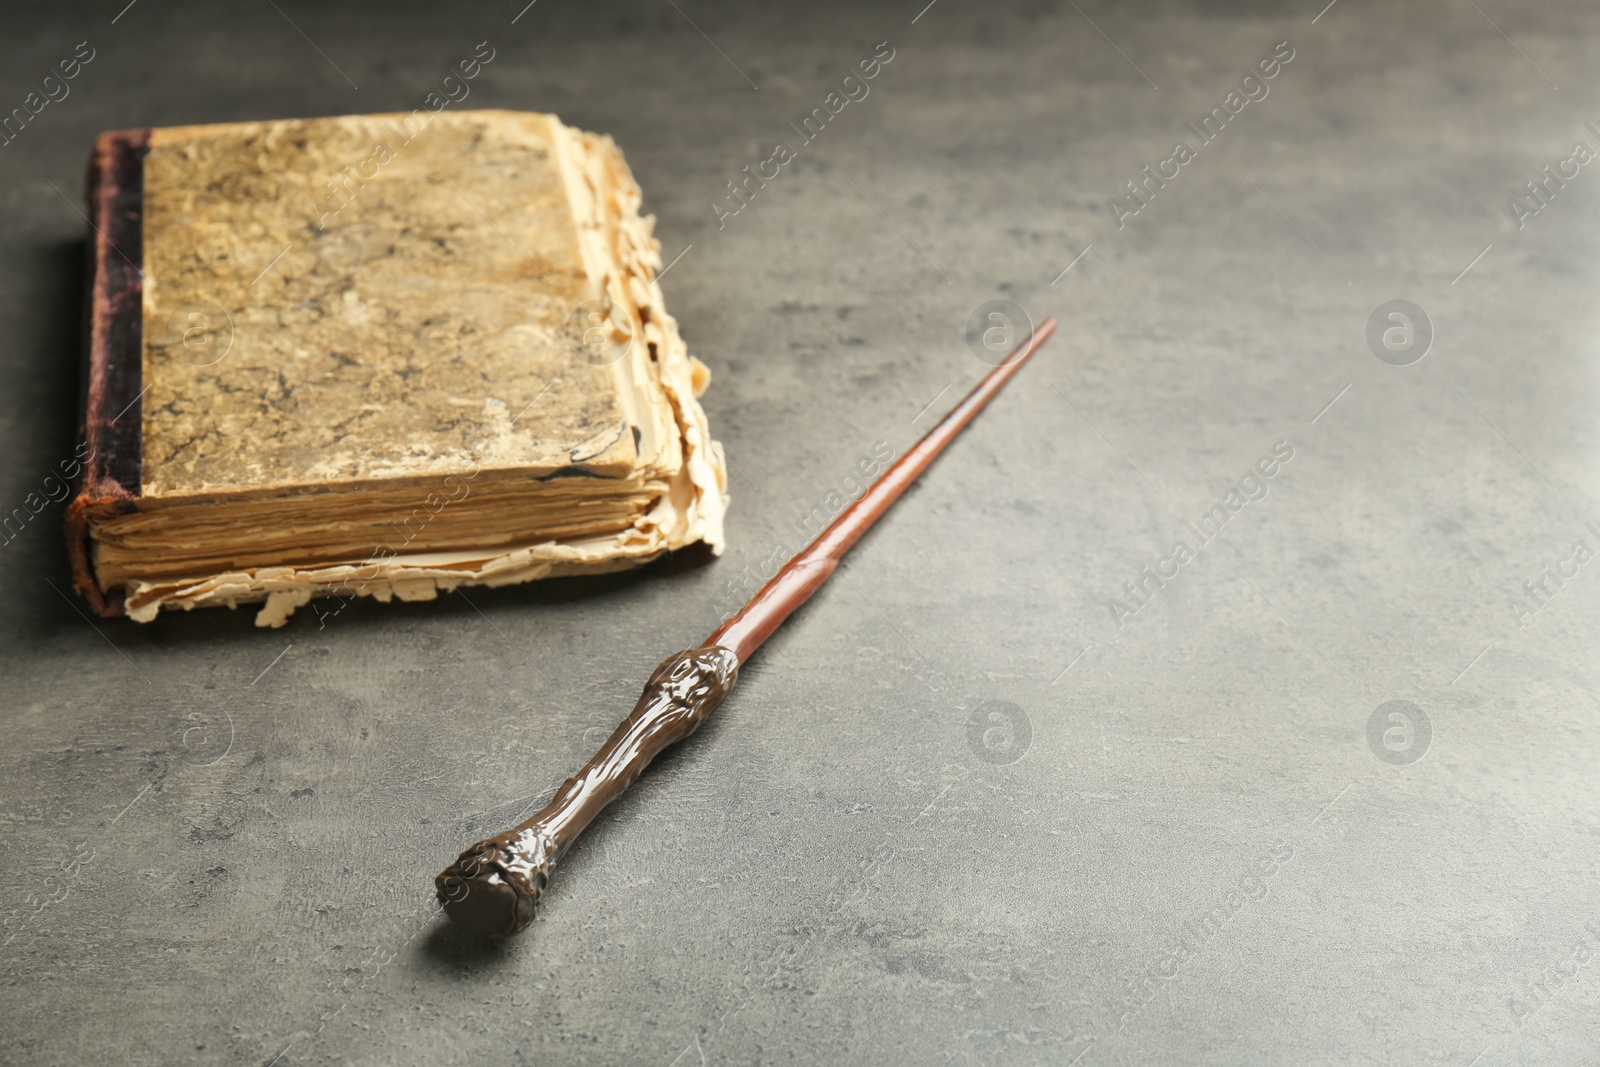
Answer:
67;110;727;626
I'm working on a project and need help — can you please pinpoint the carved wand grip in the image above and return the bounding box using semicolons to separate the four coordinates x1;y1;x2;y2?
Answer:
436;646;739;939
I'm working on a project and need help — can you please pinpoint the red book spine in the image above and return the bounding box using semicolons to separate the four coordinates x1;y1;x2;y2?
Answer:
65;128;149;617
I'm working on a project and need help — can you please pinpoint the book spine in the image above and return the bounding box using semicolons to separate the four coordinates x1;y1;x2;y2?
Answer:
65;126;148;617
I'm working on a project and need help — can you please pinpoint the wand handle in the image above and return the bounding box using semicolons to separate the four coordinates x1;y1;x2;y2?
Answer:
437;646;739;939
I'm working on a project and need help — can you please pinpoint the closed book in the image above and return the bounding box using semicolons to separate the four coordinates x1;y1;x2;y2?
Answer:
67;110;726;626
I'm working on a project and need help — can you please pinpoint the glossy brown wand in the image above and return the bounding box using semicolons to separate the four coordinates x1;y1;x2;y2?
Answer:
436;317;1059;939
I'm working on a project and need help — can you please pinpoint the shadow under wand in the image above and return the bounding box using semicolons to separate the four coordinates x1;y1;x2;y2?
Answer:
436;316;1060;939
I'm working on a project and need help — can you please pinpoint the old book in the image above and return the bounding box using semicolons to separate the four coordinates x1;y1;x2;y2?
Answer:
66;110;727;626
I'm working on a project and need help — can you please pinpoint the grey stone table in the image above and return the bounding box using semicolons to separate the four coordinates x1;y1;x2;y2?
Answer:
4;1;1598;1063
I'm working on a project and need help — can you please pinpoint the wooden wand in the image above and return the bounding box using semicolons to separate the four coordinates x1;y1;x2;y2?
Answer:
436;317;1059;939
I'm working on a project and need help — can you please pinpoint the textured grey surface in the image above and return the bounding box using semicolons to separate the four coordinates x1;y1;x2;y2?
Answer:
3;0;1599;1063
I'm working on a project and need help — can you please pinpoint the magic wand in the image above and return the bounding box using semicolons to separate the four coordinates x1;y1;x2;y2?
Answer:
436;317;1059;939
